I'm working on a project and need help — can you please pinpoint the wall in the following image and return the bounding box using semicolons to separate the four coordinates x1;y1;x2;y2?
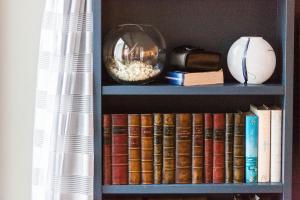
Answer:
0;0;45;200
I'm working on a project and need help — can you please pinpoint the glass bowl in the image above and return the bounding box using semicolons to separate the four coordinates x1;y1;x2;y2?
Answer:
103;24;167;84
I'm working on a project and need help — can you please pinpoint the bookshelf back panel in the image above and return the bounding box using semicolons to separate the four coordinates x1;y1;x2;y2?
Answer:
102;0;282;84
102;95;282;114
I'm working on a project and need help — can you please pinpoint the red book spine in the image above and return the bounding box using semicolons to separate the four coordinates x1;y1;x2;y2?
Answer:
204;113;213;183
103;114;112;185
213;114;225;183
111;114;128;185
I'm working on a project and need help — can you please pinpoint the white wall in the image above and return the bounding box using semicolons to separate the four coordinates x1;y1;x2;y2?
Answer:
0;0;45;200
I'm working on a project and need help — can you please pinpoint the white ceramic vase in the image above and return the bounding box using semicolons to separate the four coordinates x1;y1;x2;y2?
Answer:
227;37;276;84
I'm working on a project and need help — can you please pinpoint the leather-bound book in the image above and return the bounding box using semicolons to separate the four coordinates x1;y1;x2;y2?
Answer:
204;113;213;183
141;114;154;184
233;112;245;183
162;114;176;184
225;113;234;183
111;114;128;185
153;113;163;184
192;113;204;184
128;114;141;184
103;114;112;185
176;113;192;184
213;113;225;183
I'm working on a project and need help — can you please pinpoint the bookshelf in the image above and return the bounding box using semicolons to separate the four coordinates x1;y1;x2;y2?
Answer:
93;0;295;199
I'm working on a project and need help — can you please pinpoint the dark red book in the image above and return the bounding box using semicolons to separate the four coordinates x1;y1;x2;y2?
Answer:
204;113;213;183
103;114;112;185
111;114;128;185
192;113;204;184
213;113;225;183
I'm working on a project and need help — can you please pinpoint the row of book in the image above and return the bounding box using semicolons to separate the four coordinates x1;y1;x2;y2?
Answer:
102;105;282;185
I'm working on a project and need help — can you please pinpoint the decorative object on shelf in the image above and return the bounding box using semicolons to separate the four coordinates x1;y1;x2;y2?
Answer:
227;37;276;84
103;24;167;84
170;46;222;72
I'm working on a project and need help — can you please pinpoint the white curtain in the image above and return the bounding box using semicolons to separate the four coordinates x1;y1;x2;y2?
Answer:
32;0;94;200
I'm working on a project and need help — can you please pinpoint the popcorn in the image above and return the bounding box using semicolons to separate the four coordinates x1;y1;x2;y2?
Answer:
108;59;161;82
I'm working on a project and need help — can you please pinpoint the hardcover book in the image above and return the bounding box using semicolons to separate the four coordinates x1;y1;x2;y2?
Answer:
153;113;163;184
192;113;204;184
233;112;245;183
162;114;176;184
213;113;225;183
270;106;282;182
141;114;154;184
204;113;213;183
103;114;112;185
250;105;271;182
225;113;234;183
165;70;224;86
111;114;128;185
128;114;141;184
245;112;258;183
176;113;192;184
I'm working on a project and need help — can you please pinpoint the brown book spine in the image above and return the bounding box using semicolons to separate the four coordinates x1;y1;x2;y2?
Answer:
103;114;112;185
162;114;176;184
225;113;234;183
204;113;213;183
141;114;154;184
153;113;163;184
233;113;245;183
111;114;128;185
176;113;192;184
128;114;141;184
192;114;204;184
213;113;225;183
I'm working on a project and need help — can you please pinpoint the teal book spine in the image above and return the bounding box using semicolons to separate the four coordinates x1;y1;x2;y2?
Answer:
245;114;258;183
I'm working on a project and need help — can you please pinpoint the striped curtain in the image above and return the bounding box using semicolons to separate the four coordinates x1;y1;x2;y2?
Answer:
32;0;94;200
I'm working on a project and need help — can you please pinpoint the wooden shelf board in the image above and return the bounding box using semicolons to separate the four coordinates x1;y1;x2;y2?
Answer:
102;183;283;194
102;84;284;96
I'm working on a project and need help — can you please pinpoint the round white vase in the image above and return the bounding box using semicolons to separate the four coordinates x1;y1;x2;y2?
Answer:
227;37;276;84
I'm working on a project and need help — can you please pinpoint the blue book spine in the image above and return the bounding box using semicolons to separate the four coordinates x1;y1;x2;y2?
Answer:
245;114;258;183
165;71;184;85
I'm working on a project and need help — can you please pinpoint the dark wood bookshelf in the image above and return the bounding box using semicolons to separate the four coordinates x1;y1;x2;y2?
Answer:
93;0;295;199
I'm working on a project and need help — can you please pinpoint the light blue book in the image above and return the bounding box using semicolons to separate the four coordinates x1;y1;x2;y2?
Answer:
245;113;258;183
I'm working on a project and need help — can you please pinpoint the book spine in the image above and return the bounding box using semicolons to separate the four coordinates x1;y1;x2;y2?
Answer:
162;114;176;184
111;114;128;185
103;114;112;185
233;113;245;183
245;114;258;183
192;113;204;184
128;114;141;184
141;114;154;184
153;113;163;184
213;113;225;183
225;113;234;183
176;113;192;184
250;106;271;182
204;113;213;183
271;109;282;182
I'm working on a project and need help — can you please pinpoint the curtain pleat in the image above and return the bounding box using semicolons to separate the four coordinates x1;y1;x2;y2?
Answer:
32;0;94;200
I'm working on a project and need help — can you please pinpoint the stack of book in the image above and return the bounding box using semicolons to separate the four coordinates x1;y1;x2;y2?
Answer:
102;105;282;185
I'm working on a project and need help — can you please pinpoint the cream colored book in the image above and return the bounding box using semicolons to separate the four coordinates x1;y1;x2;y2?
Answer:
250;105;271;182
166;69;224;86
270;106;282;182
